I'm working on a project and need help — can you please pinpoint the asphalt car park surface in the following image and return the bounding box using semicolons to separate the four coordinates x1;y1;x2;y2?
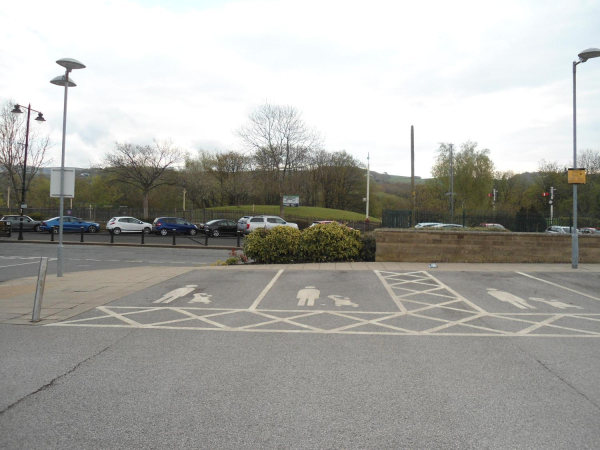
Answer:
2;255;600;448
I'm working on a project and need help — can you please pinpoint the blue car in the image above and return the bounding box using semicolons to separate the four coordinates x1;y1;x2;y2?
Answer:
152;217;199;236
40;216;101;233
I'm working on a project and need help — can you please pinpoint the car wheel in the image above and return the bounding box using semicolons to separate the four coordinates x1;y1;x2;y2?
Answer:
160;229;168;236
143;227;151;234
212;230;220;237
34;225;42;232
189;229;197;236
88;225;98;233
112;227;121;235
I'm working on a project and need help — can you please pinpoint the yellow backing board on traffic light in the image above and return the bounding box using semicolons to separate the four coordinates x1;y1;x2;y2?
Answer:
568;168;586;184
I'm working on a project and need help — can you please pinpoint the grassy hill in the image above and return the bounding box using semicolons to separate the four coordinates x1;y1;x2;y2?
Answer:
370;171;428;185
209;205;380;222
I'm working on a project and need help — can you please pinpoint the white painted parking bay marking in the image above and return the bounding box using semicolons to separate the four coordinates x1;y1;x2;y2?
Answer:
516;272;600;302
249;269;284;310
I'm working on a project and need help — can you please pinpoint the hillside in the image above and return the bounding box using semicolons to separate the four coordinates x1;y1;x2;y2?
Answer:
370;171;428;185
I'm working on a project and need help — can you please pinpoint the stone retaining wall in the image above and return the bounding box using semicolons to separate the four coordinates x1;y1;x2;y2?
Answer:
375;229;600;263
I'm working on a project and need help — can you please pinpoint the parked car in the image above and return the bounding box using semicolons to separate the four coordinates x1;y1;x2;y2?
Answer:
545;226;580;234
0;215;42;232
580;227;599;235
200;219;238;237
152;217;199;236
106;216;152;234
479;223;506;230
237;216;251;233
414;222;443;228
244;216;299;234
40;216;100;233
430;223;465;229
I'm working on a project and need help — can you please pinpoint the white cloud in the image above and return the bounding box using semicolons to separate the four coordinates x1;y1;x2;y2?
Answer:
1;0;599;178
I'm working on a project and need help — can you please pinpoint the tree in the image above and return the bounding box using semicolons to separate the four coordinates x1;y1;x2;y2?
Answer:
0;100;52;207
429;141;495;212
103;139;184;217
236;102;322;217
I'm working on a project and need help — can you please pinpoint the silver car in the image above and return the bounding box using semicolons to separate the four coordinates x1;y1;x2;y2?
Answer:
0;215;42;232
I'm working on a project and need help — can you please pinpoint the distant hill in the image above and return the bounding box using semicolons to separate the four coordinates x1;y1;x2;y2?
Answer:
370;171;428;185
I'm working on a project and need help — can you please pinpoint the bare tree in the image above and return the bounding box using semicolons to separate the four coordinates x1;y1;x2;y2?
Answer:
104;139;184;217
0;100;52;208
236;102;322;217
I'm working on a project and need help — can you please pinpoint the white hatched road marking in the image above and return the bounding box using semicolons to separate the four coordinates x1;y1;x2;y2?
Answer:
47;270;600;337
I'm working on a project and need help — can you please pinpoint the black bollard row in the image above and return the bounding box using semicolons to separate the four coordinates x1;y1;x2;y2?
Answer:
80;227;84;243
172;229;176;245
141;231;145;244
110;229;114;244
51;228;55;242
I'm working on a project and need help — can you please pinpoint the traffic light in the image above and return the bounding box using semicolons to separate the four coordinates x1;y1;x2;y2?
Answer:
542;192;549;197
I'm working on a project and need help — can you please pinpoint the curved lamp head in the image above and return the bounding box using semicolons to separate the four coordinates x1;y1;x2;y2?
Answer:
11;104;23;114
35;112;46;123
56;58;86;70
50;75;77;87
578;48;600;63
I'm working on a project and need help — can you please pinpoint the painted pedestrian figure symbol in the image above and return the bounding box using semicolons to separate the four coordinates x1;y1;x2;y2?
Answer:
189;293;212;304
487;288;536;309
297;286;320;307
154;285;198;304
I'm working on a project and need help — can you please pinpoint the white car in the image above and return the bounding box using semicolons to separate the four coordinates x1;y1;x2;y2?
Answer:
244;215;299;234
106;216;153;234
414;222;443;228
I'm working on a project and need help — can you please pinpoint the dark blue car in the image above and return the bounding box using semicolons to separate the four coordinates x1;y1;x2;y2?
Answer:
152;217;199;236
40;216;101;233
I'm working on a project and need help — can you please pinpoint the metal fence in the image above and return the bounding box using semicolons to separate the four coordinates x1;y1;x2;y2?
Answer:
381;209;600;232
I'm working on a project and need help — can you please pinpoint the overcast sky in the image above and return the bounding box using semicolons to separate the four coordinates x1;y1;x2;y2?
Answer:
1;0;599;178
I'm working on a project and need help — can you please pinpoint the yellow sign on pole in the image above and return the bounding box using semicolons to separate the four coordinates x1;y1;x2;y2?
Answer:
568;168;586;184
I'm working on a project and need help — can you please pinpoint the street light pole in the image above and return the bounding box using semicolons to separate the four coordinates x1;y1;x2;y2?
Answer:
50;58;86;277
572;47;600;269
10;104;46;240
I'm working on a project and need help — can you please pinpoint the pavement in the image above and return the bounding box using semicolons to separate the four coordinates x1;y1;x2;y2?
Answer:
2;261;599;326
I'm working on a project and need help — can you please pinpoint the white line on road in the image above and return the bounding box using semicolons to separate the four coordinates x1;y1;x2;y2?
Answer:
248;269;284;310
425;272;488;313
516;272;600;302
374;270;408;313
0;261;43;269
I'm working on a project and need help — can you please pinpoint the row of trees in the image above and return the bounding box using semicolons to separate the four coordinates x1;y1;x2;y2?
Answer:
1;98;599;219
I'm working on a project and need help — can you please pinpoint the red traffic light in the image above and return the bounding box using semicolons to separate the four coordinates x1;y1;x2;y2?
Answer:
542;192;549;197
488;193;492;197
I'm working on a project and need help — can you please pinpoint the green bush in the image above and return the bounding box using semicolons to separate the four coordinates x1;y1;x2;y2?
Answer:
244;226;302;264
243;222;363;264
359;232;376;261
28;212;44;221
300;222;362;262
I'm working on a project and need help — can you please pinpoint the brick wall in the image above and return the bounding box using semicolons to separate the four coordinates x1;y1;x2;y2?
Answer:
375;229;600;263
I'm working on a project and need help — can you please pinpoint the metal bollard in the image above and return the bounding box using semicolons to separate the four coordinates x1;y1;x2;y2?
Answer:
110;229;114;244
237;231;241;247
51;229;55;242
80;227;84;242
172;229;176;245
205;232;208;246
141;231;145;244
31;257;48;322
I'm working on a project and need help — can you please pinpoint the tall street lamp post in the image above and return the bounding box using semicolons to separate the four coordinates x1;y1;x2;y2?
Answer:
50;57;86;277
572;47;600;269
10;104;46;240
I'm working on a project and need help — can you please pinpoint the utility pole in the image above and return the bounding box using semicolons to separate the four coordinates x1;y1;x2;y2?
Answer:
411;126;415;226
551;186;555;222
449;144;454;222
183;188;186;212
366;153;370;220
7;186;10;211
492;188;497;215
